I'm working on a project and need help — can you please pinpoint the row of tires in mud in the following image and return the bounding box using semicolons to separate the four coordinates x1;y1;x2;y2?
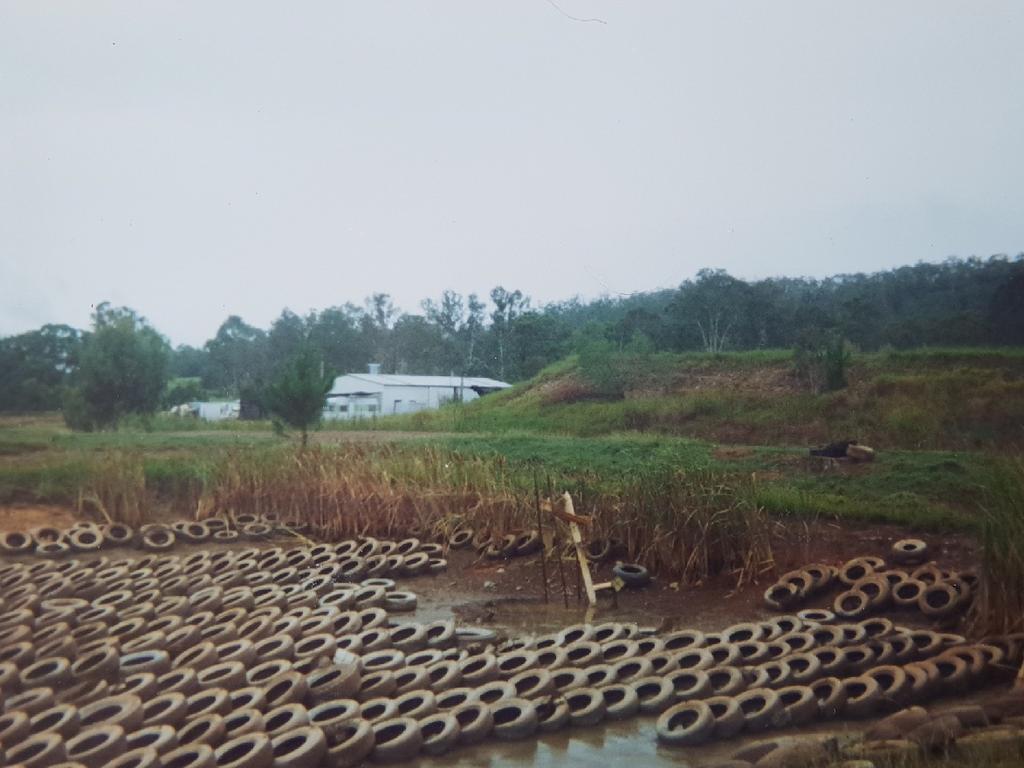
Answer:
0;541;1018;767
0;518;280;558
764;548;975;624
0;527;448;581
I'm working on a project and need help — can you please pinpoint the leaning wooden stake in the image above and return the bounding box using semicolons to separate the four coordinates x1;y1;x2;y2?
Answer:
564;492;597;606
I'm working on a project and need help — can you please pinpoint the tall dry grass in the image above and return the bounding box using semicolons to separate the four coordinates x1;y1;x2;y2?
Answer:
76;451;147;527
198;445;775;585
968;457;1024;637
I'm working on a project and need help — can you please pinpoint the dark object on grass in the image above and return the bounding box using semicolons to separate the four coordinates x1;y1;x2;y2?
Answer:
810;440;857;458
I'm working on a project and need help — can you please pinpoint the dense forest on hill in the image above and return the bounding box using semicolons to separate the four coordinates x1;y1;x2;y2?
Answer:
2;255;1022;412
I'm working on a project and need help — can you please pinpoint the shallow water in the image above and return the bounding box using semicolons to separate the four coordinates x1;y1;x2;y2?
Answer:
414;713;865;768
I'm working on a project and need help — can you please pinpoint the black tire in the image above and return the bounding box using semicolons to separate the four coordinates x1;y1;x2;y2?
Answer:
512;530;542;558
612;563;651;588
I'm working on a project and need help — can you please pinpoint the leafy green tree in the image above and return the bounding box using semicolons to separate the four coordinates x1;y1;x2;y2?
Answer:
162;378;205;409
63;304;169;430
203;316;268;393
0;324;82;411
307;305;372;374
262;347;333;447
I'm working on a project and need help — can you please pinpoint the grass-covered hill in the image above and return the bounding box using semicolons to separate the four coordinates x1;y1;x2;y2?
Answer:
348;348;1024;451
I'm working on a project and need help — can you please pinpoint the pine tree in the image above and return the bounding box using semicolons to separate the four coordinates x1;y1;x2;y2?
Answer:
262;347;333;447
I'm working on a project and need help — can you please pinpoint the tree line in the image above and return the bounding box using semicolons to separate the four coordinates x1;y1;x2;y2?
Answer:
1;256;1022;420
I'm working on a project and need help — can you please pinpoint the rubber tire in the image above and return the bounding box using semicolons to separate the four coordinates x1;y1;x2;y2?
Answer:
269;726;326;768
612;563;651;588
558;686;603;727
66;724;127;768
159;743;216;768
322;718;374;768
735;688;782;731
450;702;493;745
656;700;715;746
213;732;273;768
705;695;745;739
490;697;538;741
419;712;460;756
777;685;818;726
371;716;424;762
919;582;962;619
8;731;68;767
843;676;883;718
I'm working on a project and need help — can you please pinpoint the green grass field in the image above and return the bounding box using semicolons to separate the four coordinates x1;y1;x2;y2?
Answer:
0;415;995;534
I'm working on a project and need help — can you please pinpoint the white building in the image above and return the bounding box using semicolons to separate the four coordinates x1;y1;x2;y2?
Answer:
180;401;240;421
324;365;511;419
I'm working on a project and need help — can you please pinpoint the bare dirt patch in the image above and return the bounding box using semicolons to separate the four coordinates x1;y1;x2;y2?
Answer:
0;504;78;532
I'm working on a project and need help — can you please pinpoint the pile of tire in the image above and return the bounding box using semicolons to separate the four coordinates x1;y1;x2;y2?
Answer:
0;519;450;580
0;536;1016;766
0;512;289;558
763;545;976;625
448;528;544;561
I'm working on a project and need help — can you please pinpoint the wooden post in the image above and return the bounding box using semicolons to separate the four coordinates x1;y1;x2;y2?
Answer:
533;471;549;604
564;492;597;606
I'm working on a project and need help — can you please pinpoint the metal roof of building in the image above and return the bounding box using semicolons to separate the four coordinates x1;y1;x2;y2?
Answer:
329;373;511;392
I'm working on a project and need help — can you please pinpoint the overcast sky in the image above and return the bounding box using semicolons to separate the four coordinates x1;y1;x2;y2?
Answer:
3;2;1023;346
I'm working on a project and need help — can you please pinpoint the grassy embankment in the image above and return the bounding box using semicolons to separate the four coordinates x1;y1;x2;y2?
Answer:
0;347;1020;588
336;347;1024;449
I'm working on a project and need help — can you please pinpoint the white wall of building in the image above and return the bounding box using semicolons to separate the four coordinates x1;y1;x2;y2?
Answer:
323;374;509;420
